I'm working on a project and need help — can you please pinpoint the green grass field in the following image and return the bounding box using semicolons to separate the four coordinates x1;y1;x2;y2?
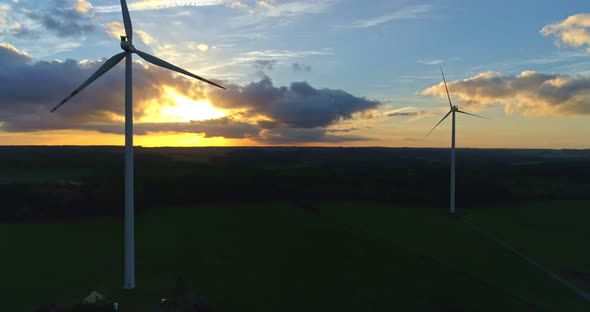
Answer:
322;201;590;311
464;201;590;291
1;201;588;311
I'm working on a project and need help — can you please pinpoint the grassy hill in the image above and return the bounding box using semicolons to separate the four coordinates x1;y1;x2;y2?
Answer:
1;201;588;311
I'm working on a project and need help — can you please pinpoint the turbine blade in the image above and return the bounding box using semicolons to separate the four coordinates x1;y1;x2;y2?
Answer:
457;110;489;119
135;49;225;89
51;52;126;112
120;0;133;41
426;110;452;136
440;66;453;109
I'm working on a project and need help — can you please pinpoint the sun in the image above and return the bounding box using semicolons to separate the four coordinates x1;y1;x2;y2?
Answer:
163;90;226;122
143;88;226;123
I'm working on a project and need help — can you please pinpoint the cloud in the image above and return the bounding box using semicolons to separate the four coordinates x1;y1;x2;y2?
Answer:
326;127;358;133
292;62;311;72
0;42;210;132
73;0;92;14
227;1;253;13
253;59;277;71
381;106;437;121
268;0;335;17
77;117;260;138
223;0;335;33
0;4;41;38
228;1;249;9
24;0;97;37
234;49;333;63
0;4;10;26
387;111;425;117
336;5;433;29
422;71;590;116
243;49;333;59
9;22;40;38
94;0;225;13
199;49;330;78
0;42;31;65
0;43;378;144
137;119;362;144
541;13;590;53
257;127;369;144
104;21;155;44
209;76;381;128
257;0;276;10
417;58;444;65
186;42;210;52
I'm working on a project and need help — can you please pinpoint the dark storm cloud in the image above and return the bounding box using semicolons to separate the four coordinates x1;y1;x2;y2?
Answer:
24;0;97;38
292;62;311;72
209;76;381;128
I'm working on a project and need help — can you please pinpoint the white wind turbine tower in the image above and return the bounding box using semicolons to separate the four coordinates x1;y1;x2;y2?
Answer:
51;0;224;289
427;67;486;216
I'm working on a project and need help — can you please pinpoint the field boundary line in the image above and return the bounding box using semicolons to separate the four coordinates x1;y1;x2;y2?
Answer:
462;219;590;305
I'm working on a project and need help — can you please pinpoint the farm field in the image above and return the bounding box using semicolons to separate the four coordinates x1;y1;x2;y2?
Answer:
1;201;588;311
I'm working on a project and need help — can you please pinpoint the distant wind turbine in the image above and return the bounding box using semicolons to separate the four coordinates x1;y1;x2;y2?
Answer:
51;0;224;289
427;67;487;215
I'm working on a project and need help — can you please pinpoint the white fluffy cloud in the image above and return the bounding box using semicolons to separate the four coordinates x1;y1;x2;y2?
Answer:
422;71;590;116
542;13;590;53
73;0;92;14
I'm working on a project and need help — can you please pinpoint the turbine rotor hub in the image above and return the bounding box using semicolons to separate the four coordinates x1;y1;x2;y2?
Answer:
120;36;134;52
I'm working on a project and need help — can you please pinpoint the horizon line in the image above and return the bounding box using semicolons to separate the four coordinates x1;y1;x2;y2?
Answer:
0;145;587;151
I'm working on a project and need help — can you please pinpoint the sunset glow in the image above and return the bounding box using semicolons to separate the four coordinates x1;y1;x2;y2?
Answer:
140;88;226;123
0;1;589;148
161;90;225;122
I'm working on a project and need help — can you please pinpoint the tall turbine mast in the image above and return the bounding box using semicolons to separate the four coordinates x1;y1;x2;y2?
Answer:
427;67;487;215
51;0;224;289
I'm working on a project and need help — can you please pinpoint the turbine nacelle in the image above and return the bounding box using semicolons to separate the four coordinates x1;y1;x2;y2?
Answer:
120;36;135;52
451;105;459;112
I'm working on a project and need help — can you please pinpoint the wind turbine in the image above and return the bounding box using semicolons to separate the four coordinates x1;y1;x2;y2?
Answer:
51;0;224;289
427;67;486;216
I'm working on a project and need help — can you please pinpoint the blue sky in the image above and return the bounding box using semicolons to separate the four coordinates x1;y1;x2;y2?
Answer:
1;0;590;147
